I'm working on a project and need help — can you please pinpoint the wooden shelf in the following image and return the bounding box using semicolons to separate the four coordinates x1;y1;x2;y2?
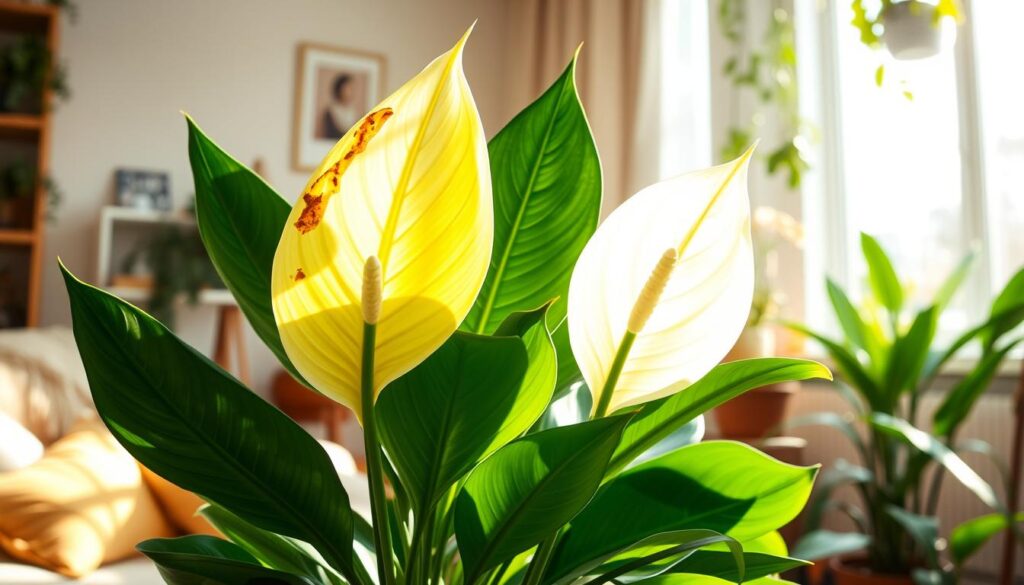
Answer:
0;228;36;245
0;1;55;34
0;113;43;141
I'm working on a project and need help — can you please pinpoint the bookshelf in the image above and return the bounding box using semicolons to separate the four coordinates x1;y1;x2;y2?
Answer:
0;1;58;328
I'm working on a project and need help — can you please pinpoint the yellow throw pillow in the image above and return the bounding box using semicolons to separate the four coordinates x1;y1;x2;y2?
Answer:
0;419;175;577
139;466;218;536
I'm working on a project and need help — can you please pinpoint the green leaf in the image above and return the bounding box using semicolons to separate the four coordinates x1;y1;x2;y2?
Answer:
376;331;532;513
200;504;344;585
786;322;884;411
550;318;584;398
884;306;938;401
791;530;870;561
60;265;361;584
137;535;316;585
185;116;304;384
781;412;866;458
982;266;1024;348
590;530;743;584
464;54;601;335
923;303;1024;380
609;358;832;472
885;506;939;569
547;441;818;584
667;550;809;582
454;415;632;581
860;233;903;315
826;278;869;351
933;251;975;309
870;413;1000;509
494;302;559;413
950;512;1024;565
933;340;1022;436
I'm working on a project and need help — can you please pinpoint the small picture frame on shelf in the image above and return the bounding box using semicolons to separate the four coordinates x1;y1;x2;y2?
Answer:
114;169;170;211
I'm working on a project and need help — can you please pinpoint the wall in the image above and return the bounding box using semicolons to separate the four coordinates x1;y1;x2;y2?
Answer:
42;0;508;397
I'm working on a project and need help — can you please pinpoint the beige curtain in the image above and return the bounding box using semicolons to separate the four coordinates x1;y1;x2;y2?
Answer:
500;0;660;215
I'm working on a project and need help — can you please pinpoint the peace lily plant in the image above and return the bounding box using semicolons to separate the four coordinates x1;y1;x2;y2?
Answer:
61;30;831;585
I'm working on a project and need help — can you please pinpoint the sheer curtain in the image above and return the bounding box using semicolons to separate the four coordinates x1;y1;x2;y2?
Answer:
499;0;711;215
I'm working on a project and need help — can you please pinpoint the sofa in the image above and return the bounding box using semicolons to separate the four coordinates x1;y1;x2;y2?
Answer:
0;326;370;584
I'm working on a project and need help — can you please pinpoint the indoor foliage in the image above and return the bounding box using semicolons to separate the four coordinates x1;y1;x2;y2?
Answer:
61;30;832;585
788;233;1024;583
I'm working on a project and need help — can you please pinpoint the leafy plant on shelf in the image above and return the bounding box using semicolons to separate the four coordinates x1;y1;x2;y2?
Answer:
61;30;832;585
787;233;1024;582
0;36;69;113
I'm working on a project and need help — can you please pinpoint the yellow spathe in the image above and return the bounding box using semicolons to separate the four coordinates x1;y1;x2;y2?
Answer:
568;150;755;414
272;29;493;417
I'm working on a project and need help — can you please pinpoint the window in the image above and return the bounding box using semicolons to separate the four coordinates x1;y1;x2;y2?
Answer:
797;0;1018;341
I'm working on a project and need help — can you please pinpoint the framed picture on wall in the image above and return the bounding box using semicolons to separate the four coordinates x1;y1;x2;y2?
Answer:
291;42;387;172
114;169;171;211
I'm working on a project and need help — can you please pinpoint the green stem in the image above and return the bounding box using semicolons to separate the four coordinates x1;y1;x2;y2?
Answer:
521;536;558;585
361;322;397;585
593;332;637;418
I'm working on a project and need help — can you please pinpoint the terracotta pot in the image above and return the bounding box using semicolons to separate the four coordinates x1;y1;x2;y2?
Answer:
713;381;797;440
882;0;944;60
830;557;913;585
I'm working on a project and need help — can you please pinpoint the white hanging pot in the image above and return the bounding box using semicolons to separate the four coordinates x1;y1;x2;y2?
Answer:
881;0;944;60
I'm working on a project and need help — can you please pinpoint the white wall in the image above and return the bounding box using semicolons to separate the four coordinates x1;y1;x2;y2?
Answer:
42;0;508;397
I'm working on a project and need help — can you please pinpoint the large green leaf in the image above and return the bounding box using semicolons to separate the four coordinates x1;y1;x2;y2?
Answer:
376;331;531;513
933;340;1021;436
493;303;559;414
666;550;809;582
870;414;1000;509
786;322;884;411
454;415;632;581
883;306;937;402
609;358;831;472
860;233;903;315
588;530;742;584
826;278;869;352
185;117;304;383
200;504;344;585
137;535;316;585
61;266;361;584
550;318;585;398
885;506;939;569
546;441;817;584
950;512;1024;565
464;54;601;334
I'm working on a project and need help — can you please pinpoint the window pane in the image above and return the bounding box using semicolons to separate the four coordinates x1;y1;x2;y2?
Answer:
973;1;1024;291
833;2;966;326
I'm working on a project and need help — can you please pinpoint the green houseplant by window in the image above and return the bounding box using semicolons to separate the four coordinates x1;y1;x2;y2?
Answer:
787;233;1024;584
61;30;832;585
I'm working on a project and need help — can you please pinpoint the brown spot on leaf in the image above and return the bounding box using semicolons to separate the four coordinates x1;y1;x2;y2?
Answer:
293;107;394;234
294;268;306;281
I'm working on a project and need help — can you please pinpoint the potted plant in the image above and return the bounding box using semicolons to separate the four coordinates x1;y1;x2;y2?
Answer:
0;160;61;227
851;0;961;62
787;233;1024;583
0;36;69;113
715;206;805;439
60;31;833;585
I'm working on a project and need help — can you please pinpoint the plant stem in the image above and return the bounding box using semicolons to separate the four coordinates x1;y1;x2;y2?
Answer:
521;536;558;585
593;331;637;418
361;322;397;585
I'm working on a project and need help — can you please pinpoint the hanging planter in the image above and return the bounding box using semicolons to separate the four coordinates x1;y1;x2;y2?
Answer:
881;0;944;60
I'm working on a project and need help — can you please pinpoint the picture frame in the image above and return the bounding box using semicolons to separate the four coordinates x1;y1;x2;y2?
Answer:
114;169;171;211
291;42;387;172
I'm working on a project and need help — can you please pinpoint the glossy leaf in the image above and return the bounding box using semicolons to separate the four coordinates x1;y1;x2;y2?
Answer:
551;318;584;398
588;530;742;584
546;441;817;583
465;54;600;334
137;535;316;585
610;358;831;472
61;266;360;582
568;151;755;414
884;306;937;401
666;550;809;582
933;340;1022;436
200;504;344;585
950;512;1024;565
376;332;532;512
493;303;559;412
982;266;1024;348
272;30;493;415
870;413;1000;509
786;322;884;411
186;116;304;384
826;278;869;353
860;233;903;315
454;415;632;581
886;506;939;568
791;530;871;561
